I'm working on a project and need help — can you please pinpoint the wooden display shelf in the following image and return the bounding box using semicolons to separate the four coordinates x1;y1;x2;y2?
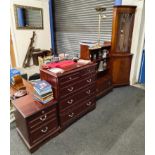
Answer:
80;42;113;99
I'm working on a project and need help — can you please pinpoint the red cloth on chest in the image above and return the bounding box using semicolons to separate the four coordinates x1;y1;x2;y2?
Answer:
42;60;76;69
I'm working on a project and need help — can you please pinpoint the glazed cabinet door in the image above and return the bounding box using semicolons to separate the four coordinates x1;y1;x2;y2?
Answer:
111;6;136;53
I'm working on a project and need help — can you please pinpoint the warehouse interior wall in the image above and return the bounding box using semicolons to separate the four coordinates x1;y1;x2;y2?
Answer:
10;0;51;67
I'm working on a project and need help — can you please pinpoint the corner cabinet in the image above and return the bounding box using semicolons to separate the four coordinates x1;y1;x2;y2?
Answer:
110;6;136;86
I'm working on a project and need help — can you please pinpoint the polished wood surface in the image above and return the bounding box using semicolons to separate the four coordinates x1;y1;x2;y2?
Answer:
80;42;113;98
13;94;57;118
40;63;97;129
110;6;136;86
111;54;133;86
111;6;136;54
12;80;59;152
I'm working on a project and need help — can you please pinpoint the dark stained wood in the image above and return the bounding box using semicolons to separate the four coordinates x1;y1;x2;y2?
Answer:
40;63;97;129
111;6;136;54
13;95;57;118
80;44;90;60
110;6;136;87
111;54;133;86
12;80;59;153
80;42;113;99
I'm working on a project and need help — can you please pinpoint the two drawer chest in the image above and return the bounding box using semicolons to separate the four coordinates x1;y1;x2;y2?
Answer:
40;63;97;129
12;94;59;152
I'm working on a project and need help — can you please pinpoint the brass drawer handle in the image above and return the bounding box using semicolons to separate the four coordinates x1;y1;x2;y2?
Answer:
108;81;111;85
87;79;92;83
41;127;48;133
68;113;74;118
40;114;47;121
86;90;91;94
86;101;92;106
67;99;74;104
41;110;45;114
67;87;74;92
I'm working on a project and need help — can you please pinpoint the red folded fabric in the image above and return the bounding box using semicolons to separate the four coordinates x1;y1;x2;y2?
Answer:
42;60;76;69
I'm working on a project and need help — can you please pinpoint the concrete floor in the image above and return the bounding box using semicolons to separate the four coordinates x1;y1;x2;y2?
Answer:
10;86;145;155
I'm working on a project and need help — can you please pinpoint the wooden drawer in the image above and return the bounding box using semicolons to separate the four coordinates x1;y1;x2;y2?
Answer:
59;85;96;111
59;71;80;86
60;97;96;127
30;118;58;144
27;104;57;130
59;76;96;99
80;65;96;77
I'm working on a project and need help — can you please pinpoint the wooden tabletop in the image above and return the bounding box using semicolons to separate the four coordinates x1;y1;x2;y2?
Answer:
11;79;57;118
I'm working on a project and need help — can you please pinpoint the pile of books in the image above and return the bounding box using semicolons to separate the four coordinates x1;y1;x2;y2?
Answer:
33;80;54;104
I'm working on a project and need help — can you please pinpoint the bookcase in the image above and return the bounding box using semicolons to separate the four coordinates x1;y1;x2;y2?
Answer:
80;42;113;99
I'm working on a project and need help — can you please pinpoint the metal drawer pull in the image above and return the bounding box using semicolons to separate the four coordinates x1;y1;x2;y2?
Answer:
69;113;74;118
41;127;48;133
86;90;91;94
86;101;92;106
40;114;47;121
67;99;74;104
67;87;74;92
87;79;92;83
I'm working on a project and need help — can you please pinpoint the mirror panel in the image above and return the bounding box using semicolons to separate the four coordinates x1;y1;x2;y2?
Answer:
14;4;43;29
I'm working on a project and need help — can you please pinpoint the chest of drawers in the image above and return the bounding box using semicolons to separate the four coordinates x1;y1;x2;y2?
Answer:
40;63;97;129
12;94;59;152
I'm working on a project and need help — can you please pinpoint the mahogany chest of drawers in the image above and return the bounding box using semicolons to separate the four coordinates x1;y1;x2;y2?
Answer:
12;94;59;152
40;63;97;129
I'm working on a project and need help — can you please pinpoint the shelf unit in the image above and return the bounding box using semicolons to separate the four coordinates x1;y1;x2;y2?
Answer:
80;42;113;99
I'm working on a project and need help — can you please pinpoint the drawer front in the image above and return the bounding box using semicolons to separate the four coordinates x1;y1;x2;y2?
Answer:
59;76;96;99
30;118;58;144
59;65;96;87
60;97;96;127
59;71;80;86
80;65;96;77
59;85;96;111
27;104;58;130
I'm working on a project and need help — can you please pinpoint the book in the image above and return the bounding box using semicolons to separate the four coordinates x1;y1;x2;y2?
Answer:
33;80;51;93
34;87;52;96
33;96;53;104
33;90;53;98
33;92;53;102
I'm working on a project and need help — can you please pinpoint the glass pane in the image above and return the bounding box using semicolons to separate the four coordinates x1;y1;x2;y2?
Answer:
116;13;134;52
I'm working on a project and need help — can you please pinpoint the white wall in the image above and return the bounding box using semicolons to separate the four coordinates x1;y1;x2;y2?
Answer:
122;0;145;85
10;0;51;67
